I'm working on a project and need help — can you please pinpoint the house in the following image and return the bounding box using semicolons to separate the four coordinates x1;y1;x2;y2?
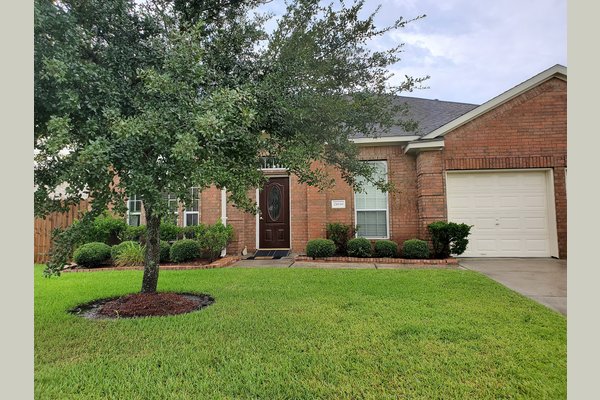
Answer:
125;64;567;259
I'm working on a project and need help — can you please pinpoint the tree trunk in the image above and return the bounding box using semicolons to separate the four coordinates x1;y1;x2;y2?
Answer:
141;209;161;293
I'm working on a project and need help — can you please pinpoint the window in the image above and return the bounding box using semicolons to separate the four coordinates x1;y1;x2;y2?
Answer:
127;194;142;226
354;161;389;238
184;187;200;226
163;192;179;225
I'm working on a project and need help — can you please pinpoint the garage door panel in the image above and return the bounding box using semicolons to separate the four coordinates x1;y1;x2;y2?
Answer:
446;170;552;257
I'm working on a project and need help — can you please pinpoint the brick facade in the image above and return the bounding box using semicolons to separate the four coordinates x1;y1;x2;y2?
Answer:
221;77;566;259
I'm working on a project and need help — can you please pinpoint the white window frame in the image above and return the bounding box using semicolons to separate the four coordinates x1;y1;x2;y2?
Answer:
183;187;201;226
127;194;142;226
163;192;179;225
353;160;390;239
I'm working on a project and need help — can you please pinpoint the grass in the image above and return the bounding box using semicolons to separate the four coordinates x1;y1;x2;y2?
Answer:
35;264;566;399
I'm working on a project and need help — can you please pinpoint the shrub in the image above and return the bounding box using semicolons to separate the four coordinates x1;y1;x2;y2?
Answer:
326;222;355;255
121;225;147;243
402;239;430;259
170;239;201;263
111;241;139;261
374;240;398;257
160;222;182;241
114;241;145;267
198;222;234;262
73;242;111;268
427;221;473;258
347;237;372;257
160;240;171;262
182;224;207;239
306;239;336;258
78;212;128;245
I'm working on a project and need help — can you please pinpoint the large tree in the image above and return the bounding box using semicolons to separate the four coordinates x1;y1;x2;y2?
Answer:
35;0;426;292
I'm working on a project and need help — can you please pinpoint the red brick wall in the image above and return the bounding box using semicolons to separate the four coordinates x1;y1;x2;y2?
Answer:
433;77;567;257
222;77;566;258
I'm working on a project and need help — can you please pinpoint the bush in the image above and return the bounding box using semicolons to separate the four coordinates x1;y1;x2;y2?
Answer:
111;241;139;261
347;237;372;257
73;242;111;268
114;242;145;267
160;222;182;241
326;222;355;255
374;240;398;258
170;239;201;263
427;221;473;258
160;240;171;262
306;239;336;258
198;222;234;262
121;225;147;243
182;224;207;239
77;212;128;245
402;239;430;259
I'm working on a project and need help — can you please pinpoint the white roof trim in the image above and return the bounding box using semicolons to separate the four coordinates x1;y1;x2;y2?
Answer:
351;135;420;146
404;139;445;154
420;64;567;140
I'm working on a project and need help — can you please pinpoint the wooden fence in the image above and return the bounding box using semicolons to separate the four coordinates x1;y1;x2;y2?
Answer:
34;199;91;264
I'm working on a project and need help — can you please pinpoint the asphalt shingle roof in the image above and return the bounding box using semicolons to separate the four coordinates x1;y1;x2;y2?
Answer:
351;96;479;138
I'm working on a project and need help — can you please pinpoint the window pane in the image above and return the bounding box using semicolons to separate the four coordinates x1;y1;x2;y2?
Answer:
128;214;140;227
356;211;387;238
186;213;199;226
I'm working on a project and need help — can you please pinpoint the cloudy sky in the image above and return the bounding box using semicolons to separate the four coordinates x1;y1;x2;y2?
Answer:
257;0;567;105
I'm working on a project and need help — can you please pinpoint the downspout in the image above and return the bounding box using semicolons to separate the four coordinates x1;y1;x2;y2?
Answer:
220;188;227;257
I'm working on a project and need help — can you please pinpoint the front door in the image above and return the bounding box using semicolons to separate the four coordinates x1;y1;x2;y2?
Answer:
259;177;290;248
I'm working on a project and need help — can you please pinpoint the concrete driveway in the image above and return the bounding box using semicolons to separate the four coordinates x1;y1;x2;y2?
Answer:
458;258;567;315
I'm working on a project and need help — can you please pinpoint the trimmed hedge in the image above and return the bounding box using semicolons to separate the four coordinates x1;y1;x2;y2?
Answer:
306;239;336;259
347;238;372;257
159;240;171;262
198;222;234;262
73;242;111;268
402;239;430;259
160;222;182;241
170;239;200;263
374;240;398;258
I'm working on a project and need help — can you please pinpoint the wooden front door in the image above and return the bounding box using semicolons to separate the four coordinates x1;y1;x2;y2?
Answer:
259;177;290;248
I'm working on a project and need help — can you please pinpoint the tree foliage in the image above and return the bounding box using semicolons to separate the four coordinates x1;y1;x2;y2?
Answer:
35;0;427;290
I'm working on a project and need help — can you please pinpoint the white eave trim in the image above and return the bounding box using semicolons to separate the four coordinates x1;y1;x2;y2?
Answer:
404;139;445;154
420;64;567;140
350;135;420;146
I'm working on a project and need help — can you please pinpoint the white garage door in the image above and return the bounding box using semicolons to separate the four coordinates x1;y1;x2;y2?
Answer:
446;170;555;257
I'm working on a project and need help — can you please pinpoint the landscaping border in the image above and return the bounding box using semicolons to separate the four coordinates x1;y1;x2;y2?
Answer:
295;256;458;264
62;256;241;273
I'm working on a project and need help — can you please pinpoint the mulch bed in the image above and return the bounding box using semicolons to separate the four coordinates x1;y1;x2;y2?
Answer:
69;292;214;319
295;256;458;264
63;256;241;273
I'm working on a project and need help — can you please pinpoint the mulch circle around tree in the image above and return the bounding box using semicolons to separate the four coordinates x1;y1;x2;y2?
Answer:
68;292;214;319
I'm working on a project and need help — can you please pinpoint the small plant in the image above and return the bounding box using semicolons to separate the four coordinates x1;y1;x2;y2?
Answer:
114;242;145;267
198;222;234;262
402;239;430;259
374;240;398;257
427;221;473;258
306;239;336;259
347;237;372;257
111;241;139;261
159;240;171;263
73;242;111;268
326;222;355;255
170;239;201;263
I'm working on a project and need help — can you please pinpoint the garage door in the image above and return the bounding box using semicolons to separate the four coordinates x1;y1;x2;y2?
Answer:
446;170;555;257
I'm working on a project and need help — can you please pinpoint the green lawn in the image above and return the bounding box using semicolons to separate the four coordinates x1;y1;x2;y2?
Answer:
35;264;566;399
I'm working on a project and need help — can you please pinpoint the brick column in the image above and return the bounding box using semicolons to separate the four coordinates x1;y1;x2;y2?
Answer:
416;151;446;239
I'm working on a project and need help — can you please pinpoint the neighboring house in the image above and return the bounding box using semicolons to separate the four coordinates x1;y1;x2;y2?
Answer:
126;64;567;258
